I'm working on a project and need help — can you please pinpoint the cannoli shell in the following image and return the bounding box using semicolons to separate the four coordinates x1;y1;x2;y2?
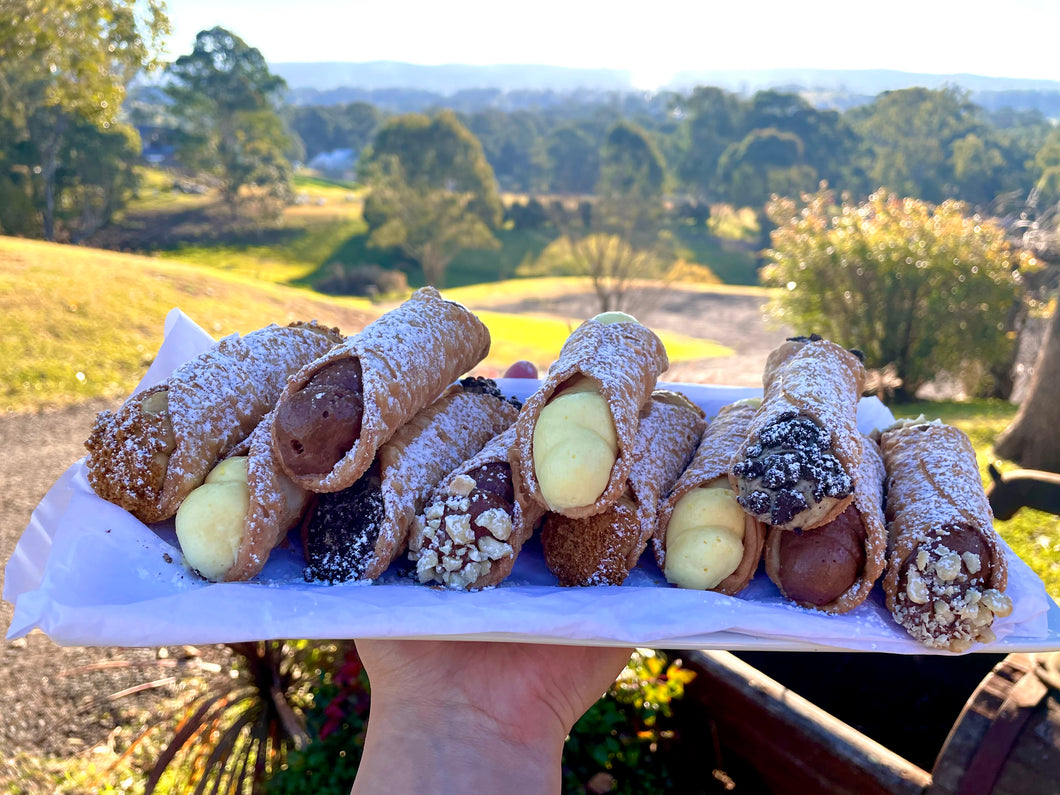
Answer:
85;321;342;524
411;426;545;590
731;337;867;531
656;400;766;596
221;412;313;582
543;392;705;586
511;318;668;519
879;420;1008;649
764;435;887;613
271;287;491;492
353;385;519;580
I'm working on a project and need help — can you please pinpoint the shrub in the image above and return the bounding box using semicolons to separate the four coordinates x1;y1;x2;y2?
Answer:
265;646;368;795
315;263;408;298
562;649;696;794
763;186;1031;399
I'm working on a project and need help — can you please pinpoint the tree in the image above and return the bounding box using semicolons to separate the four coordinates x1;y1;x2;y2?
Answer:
994;205;1060;472
675;86;745;202
364;157;499;287
597;120;666;200
995;304;1060;472
763;186;1030;400
361;110;503;230
166;27;293;213
0;0;169;239
527;122;674;314
543;125;600;195
716;127;817;209
846;87;1025;208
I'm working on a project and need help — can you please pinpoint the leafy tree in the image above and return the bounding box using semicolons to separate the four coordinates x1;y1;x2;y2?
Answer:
290;102;384;162
527;122;674;313
462;108;546;193
0;0;169;239
1033;128;1060;207
763;186;1029;400
166;27;293;213
675;86;745;202
361;110;503;232
363;156;500;287
716;127;817;209
846;87;1023;208
597;120;666;200
543;125;600;195
58;118;142;242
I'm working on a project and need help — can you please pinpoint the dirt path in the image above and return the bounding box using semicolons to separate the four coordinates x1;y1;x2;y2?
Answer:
470;286;791;386
0;287;780;788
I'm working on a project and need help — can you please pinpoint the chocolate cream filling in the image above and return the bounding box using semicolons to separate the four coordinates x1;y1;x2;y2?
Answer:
776;503;866;606
274;360;365;476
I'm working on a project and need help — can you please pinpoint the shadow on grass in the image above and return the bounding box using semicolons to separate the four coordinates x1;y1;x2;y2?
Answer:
302;227;554;290
90;203;309;253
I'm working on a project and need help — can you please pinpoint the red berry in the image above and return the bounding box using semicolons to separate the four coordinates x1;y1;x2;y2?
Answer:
503;360;538;379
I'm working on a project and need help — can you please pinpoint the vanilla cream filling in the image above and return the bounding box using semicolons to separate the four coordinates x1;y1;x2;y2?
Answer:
174;456;250;580
664;478;746;590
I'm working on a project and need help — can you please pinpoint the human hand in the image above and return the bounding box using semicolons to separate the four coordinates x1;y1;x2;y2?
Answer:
351;639;632;794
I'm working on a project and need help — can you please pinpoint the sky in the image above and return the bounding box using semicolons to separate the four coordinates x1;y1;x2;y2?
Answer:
161;0;1060;90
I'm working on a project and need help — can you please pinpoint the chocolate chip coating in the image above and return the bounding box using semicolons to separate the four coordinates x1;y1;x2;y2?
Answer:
302;463;383;582
734;413;852;527
777;504;866;606
275;360;364;476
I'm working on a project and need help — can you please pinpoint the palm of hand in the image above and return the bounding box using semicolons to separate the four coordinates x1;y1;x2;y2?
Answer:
356;639;632;744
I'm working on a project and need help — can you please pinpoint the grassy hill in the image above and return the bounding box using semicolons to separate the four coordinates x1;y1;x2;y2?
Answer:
1;237;730;411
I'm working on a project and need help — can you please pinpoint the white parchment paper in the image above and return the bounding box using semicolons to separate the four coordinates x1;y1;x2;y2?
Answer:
4;308;1057;652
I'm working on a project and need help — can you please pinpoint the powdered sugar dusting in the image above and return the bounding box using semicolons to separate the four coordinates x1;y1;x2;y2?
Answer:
512;318;668;519
371;387;518;577
542;395;704;586
274;288;491;492
879;420;1011;650
85;322;339;522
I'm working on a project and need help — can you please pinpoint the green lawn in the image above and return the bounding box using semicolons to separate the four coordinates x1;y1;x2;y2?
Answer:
0;238;729;411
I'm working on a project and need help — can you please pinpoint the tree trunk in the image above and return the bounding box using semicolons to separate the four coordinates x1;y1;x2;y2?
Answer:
995;304;1060;472
983;298;1028;400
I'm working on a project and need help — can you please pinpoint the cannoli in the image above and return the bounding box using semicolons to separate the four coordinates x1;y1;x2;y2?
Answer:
85;321;343;524
271;287;491;492
879;419;1013;652
542;391;705;586
409;426;545;589
301;377;519;582
173;410;312;581
511;311;668;519
731;335;867;531
763;435;887;612
656;399;766;595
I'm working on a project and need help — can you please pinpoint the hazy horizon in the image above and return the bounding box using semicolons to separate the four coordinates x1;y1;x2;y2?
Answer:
162;0;1060;90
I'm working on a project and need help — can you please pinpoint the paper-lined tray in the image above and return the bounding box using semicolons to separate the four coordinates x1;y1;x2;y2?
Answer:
5;309;1059;652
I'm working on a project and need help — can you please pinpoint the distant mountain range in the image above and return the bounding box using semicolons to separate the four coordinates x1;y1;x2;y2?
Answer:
267;61;1060;117
271;60;1060;95
271;61;633;94
665;67;1060;95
